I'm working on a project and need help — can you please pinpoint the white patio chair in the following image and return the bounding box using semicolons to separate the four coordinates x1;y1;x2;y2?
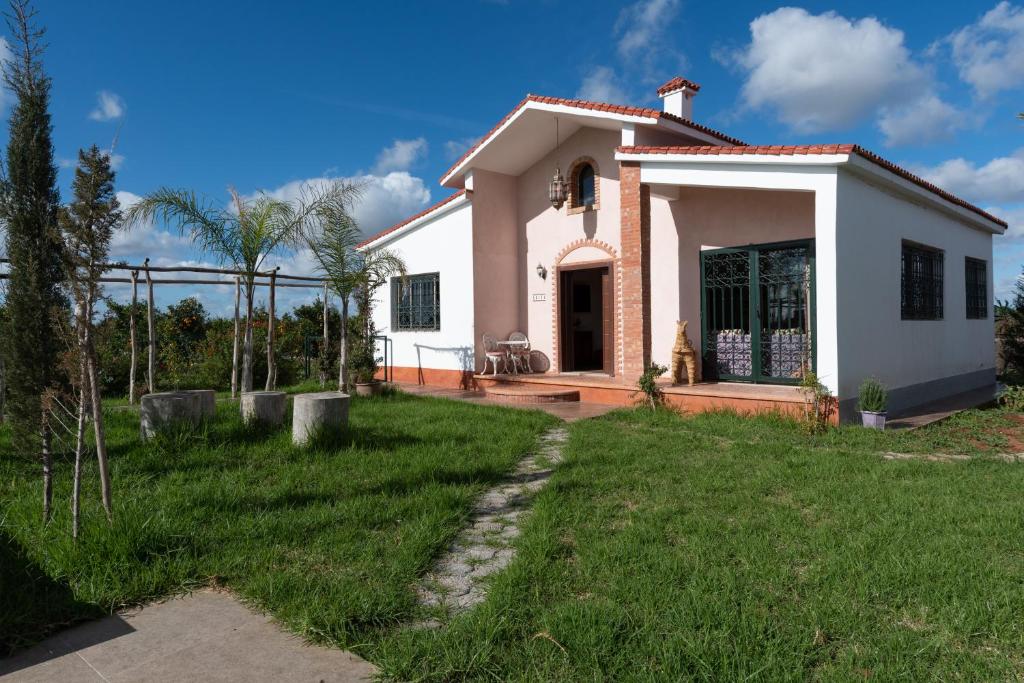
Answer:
508;331;532;373
481;334;506;376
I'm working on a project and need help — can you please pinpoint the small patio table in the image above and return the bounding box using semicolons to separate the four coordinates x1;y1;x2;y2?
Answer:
496;340;530;374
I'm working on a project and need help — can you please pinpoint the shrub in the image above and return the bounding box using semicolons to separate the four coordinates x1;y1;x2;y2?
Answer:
857;377;888;413
636;363;667;410
800;371;835;434
999;385;1024;412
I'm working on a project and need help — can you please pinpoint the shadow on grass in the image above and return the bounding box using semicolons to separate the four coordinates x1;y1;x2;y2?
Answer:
0;530;106;659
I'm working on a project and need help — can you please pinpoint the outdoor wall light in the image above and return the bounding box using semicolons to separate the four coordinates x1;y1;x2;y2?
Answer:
536;263;547;280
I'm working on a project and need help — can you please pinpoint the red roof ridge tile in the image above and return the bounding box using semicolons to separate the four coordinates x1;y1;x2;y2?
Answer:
657;77;702;96
615;144;1006;228
357;189;469;248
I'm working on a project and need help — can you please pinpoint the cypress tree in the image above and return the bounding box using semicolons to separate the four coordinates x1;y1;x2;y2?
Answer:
0;0;64;521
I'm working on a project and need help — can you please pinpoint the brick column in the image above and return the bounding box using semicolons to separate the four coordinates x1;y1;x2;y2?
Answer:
619;161;651;381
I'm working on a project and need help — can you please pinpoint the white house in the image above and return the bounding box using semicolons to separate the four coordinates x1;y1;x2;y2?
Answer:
359;78;1006;422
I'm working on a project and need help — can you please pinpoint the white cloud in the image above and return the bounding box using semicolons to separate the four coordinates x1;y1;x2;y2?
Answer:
576;66;630;104
255;170;432;237
993;205;1024;239
943;2;1024;98
372;137;427;174
616;0;680;60
727;8;935;133
89;90;125;121
913;149;1024;205
877;94;968;147
110;190;193;262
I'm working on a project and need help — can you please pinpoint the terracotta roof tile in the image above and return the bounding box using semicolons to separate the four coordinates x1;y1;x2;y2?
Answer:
357;189;469;248
616;145;1006;228
657;77;702;96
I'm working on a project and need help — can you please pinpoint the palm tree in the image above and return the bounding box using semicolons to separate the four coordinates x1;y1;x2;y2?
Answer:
306;196;405;390
125;182;356;392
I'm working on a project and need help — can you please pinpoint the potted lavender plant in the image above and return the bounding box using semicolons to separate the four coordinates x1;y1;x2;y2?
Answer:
858;377;888;429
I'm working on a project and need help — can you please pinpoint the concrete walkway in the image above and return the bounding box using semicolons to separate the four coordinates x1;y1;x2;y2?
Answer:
0;590;376;682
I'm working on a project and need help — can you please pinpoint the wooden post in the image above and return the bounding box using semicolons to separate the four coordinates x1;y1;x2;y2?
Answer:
231;276;240;399
145;259;156;393
321;284;329;386
265;267;278;391
128;270;138;404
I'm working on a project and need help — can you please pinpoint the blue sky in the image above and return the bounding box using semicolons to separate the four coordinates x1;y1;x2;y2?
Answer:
12;0;1024;312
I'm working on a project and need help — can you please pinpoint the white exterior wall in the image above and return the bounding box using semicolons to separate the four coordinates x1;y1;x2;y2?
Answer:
834;170;996;410
370;202;476;375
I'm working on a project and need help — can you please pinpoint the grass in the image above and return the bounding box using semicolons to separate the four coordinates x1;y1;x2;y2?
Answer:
5;393;1024;679
369;407;1024;681
0;390;556;656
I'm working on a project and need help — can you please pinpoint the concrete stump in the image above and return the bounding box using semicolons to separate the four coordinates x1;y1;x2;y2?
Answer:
180;389;216;418
140;391;201;440
241;391;286;427
292;391;349;446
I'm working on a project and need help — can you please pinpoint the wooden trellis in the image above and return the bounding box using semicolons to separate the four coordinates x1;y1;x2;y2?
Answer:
0;258;330;402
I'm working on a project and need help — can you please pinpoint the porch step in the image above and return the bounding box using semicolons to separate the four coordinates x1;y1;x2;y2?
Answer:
482;383;580;404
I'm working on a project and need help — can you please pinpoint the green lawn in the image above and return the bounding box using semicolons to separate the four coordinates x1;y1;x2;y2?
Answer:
370;408;1024;681
4;395;1024;680
0;391;556;656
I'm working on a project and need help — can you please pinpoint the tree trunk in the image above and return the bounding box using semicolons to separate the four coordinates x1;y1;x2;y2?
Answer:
265;270;277;391
339;297;348;391
128;270;138;404
146;266;156;393
0;355;6;424
72;376;87;540
41;419;52;524
241;279;255;393
320;284;329;387
231;277;240;399
84;295;112;522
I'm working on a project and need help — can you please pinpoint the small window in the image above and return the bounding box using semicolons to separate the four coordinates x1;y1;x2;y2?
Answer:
901;242;944;320
966;257;987;319
577;164;595;207
568;159;599;212
391;273;440;331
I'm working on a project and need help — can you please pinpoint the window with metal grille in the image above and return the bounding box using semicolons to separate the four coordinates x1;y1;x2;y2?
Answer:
965;257;987;319
901;242;944;320
391;273;440;331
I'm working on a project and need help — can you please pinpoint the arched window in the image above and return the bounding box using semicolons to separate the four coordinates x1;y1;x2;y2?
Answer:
568;158;600;213
577;164;595;207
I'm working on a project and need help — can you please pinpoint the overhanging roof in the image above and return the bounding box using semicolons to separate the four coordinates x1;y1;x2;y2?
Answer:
439;94;746;188
616;144;1007;234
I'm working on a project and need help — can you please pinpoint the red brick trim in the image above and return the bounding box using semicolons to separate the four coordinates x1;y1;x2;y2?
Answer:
566;156;601;215
616;144;1007;228
376;366;474;389
550;240;622;377
619;162;651;380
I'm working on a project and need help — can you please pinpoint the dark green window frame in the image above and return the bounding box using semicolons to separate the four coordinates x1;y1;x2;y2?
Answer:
901;242;944;320
965;257;987;319
391;272;440;331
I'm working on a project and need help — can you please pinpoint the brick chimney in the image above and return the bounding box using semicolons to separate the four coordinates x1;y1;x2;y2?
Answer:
657;77;700;120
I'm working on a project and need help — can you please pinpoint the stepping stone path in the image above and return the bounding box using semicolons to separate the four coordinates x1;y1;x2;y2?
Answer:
418;426;568;618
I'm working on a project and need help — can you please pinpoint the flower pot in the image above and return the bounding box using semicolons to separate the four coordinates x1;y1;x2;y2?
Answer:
860;410;887;430
354;381;385;397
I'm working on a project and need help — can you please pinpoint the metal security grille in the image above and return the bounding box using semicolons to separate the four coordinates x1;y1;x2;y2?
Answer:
701;240;814;384
965;257;987;319
901;243;943;320
392;273;440;331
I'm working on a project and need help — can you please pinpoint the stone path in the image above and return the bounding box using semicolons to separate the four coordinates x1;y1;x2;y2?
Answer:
417;426;569;617
0;589;376;682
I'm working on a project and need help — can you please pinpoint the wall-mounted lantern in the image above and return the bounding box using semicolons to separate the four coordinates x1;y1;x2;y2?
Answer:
536;262;547;280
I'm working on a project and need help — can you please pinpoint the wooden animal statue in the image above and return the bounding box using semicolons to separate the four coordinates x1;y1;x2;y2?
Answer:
671;320;700;385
